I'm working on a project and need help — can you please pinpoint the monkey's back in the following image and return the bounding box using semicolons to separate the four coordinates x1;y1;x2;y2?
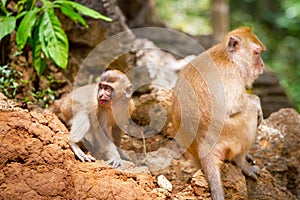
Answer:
172;52;226;157
60;84;98;123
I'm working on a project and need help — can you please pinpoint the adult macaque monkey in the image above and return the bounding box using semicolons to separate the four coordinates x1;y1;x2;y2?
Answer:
172;27;265;200
59;70;134;168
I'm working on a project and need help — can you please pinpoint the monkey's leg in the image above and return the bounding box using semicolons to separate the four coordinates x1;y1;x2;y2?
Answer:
88;126;125;168
103;142;125;168
69;111;96;162
201;152;224;200
233;154;260;180
112;125;133;162
245;153;257;165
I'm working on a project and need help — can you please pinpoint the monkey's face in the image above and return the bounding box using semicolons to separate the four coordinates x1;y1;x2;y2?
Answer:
252;47;265;76
97;83;113;107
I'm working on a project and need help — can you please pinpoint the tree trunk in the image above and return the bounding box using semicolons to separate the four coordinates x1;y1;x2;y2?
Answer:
211;0;229;42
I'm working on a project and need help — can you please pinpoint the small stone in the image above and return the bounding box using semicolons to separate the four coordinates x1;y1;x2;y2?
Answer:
157;175;172;192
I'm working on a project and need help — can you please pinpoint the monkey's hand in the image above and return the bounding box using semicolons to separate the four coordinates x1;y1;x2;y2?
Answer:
106;158;125;168
258;107;263;126
69;142;96;162
78;153;96;162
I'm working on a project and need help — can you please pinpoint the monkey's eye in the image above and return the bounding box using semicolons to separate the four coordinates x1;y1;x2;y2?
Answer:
99;84;112;91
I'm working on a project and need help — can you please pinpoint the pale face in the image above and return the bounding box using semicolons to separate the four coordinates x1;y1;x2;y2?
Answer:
231;39;265;86
97;83;113;107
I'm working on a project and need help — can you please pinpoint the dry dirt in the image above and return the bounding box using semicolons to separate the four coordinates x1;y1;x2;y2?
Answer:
0;93;299;199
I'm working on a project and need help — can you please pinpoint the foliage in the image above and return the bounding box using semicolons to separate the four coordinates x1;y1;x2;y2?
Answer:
25;75;58;107
156;0;211;35
0;64;22;99
30;81;56;108
0;0;112;75
0;64;57;107
230;0;300;111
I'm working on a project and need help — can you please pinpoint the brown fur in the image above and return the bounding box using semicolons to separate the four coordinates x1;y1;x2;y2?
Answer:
172;27;265;200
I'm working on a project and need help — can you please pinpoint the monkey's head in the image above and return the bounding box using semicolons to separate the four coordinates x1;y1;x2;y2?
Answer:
224;26;266;86
97;70;134;108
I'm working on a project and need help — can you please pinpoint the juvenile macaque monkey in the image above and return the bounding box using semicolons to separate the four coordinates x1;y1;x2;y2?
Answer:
59;70;134;167
172;27;265;200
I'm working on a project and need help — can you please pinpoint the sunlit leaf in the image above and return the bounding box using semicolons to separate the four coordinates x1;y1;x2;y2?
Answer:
0;0;7;15
0;16;16;40
1;0;7;6
54;0;112;22
16;8;39;50
32;18;46;75
38;8;68;69
60;5;87;27
16;11;27;19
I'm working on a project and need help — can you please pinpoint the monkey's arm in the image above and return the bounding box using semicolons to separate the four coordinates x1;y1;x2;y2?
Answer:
246;94;263;125
69;111;96;162
232;94;262;179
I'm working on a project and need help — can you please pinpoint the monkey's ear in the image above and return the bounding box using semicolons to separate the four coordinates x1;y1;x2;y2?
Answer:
124;84;134;98
228;36;240;52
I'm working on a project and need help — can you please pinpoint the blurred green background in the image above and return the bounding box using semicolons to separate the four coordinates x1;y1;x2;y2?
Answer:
156;0;300;111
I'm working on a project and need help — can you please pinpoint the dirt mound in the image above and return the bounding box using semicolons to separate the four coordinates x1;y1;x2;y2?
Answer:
251;108;300;199
0;94;155;199
0;93;298;199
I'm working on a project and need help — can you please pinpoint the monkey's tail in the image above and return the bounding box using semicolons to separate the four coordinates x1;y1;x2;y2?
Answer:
201;153;224;200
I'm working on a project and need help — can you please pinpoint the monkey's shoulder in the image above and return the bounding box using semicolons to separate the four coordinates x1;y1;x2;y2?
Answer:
70;83;98;104
59;84;98;118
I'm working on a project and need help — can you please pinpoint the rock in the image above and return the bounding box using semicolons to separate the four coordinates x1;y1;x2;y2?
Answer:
0;94;298;199
56;0;135;87
247;168;296;200
118;0;164;28
152;188;172;199
0;97;156;199
62;0;129;48
251;108;300;199
190;169;211;199
157;175;173;191
253;69;296;117
221;163;248;200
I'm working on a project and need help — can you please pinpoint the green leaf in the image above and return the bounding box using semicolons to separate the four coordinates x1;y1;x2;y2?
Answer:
37;13;49;58
0;0;7;15
32;19;46;75
54;0;112;22
60;4;87;27
16;8;39;50
0;16;16;40
26;0;37;11
16;11;28;20
1;0;7;6
38;8;68;69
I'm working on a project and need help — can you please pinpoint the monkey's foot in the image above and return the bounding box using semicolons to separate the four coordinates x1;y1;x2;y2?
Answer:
106;158;125;168
246;154;255;164
242;165;260;180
